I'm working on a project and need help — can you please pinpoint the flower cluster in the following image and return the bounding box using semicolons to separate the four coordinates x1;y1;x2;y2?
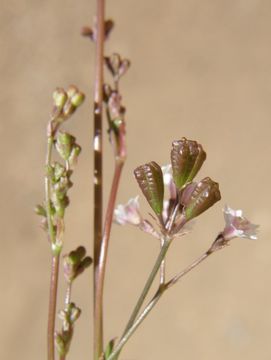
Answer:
114;138;259;245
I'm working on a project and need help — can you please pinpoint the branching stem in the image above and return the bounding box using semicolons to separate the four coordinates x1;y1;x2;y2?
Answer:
109;248;214;360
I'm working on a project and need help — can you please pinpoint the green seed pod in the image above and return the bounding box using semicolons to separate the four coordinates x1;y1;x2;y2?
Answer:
56;132;75;160
171;138;206;189
134;161;164;216
70;91;85;107
184;177;221;220
53;88;68;110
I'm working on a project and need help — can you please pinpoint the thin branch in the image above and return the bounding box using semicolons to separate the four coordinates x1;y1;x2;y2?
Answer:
46;133;59;360
110;248;215;359
165;251;210;289
48;255;60;360
108;288;163;360
94;159;124;360
117;238;172;352
93;0;105;359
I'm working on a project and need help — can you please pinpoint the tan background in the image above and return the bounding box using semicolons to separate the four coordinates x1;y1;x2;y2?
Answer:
1;0;271;359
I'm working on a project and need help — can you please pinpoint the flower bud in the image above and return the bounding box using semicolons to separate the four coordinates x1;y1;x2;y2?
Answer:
171;138;206;189
184;177;221;220
63;247;92;282
69;303;81;323
56;132;75;160
53;88;68;110
68;145;81;169
134;161;164;217
70;91;85;107
55;333;66;357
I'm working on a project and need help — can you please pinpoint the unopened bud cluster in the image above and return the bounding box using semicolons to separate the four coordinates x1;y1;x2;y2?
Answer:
63;246;93;282
51;85;85;128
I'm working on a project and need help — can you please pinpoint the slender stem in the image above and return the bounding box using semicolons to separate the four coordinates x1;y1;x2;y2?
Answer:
45;136;55;244
165;251;210;289
110;248;214;360
65;281;72;306
45;134;60;360
95;160;124;358
120;239;171;343
108;288;163;360
93;0;105;359
48;255;60;360
159;238;166;285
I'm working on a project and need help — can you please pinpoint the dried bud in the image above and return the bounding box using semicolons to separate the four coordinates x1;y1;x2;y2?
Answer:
119;59;131;78
184;177;221;220
81;26;95;40
53;88;68;110
171;138;206;189
105;19;114;38
56;132;75;160
134;162;164;217
105;53;130;80
105;53;121;77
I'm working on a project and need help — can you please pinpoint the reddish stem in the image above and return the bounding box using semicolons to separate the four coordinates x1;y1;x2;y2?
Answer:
93;0;105;359
95;160;124;359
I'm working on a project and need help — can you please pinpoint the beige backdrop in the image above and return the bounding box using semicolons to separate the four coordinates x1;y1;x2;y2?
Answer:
1;1;271;359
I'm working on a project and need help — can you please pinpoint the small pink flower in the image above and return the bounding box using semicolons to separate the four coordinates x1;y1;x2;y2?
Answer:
222;205;259;241
114;196;142;226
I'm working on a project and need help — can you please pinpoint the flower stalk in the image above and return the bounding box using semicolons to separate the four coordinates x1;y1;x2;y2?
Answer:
93;0;106;359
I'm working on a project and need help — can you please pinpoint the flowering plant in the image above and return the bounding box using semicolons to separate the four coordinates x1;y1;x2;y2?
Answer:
35;2;258;360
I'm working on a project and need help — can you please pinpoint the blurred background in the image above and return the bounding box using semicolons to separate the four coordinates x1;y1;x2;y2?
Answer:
1;0;270;359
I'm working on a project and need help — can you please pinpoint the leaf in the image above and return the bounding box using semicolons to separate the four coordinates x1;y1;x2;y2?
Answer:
134;161;164;216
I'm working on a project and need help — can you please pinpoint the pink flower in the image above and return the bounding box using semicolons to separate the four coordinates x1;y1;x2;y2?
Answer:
222;205;259;241
114;196;142;226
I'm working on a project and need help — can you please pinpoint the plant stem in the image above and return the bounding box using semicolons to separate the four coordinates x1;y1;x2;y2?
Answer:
113;238;171;360
45;134;60;360
110;249;214;360
165;251;210;289
95;159;124;358
48;255;60;360
108;289;163;360
93;0;105;359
